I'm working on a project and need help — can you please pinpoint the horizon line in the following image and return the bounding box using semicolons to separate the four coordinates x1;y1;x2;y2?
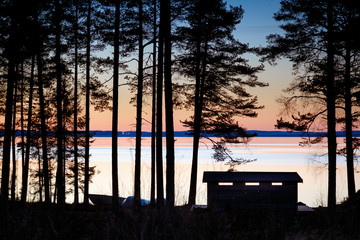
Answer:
91;130;360;138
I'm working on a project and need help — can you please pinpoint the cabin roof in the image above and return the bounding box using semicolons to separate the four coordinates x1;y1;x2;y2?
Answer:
203;171;303;183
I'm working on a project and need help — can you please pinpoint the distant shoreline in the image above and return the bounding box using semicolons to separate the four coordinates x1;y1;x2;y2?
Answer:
92;130;360;138
5;130;359;138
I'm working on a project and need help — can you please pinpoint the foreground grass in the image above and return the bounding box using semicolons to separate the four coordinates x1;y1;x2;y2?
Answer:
0;199;360;240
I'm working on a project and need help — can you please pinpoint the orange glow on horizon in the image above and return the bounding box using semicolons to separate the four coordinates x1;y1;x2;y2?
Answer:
90;105;279;132
89;61;294;132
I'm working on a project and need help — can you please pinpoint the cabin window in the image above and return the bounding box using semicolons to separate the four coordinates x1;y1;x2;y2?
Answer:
218;182;233;186
272;182;283;186
245;182;259;186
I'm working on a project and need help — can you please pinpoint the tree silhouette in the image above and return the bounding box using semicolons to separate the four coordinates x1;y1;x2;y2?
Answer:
67;0;112;204
36;1;51;203
53;0;65;206
335;0;360;200
156;0;164;208
10;63;19;201
326;0;337;212
176;0;265;205
83;0;91;206
163;0;175;210
134;0;144;211
21;56;35;202
19;62;25;201
150;0;158;207
262;0;347;210
112;0;120;212
72;0;80;205
0;0;28;201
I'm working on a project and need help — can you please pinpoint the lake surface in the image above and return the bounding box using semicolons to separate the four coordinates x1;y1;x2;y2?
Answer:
87;137;360;207
91;136;339;164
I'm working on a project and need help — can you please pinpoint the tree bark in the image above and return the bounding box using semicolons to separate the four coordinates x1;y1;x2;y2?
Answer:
156;0;164;208
1;6;16;201
84;0;91;205
73;0;79;205
20;62;25;195
134;0;144;210
163;0;175;210
21;56;35;202
344;43;356;199
55;0;65;206
11;65;18;202
326;0;337;211
188;29;202;206
150;0;157;206
189;25;209;206
112;0;120;211
37;36;50;204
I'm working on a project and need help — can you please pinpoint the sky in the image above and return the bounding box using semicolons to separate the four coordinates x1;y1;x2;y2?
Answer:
90;0;294;132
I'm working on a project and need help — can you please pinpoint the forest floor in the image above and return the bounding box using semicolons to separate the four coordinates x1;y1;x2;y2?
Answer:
1;194;360;240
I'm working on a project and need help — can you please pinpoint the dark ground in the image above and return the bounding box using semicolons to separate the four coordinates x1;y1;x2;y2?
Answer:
1;195;360;240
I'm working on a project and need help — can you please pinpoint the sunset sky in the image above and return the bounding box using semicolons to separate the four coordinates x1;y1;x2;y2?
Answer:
90;0;294;132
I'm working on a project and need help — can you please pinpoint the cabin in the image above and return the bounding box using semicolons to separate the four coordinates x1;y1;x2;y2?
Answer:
203;171;303;212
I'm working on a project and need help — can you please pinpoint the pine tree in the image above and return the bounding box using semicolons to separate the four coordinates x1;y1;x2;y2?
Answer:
176;0;265;205
262;0;349;210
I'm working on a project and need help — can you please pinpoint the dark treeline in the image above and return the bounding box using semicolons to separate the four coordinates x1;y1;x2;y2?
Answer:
0;0;359;225
0;0;266;209
0;0;112;204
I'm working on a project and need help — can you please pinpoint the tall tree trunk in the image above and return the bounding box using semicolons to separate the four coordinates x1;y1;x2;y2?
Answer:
150;0;157;206
22;56;35;202
156;0;164;208
188;32;202;206
188;29;209;206
62;105;66;200
112;0;120;211
344;43;356;199
134;0;144;210
73;0;79;205
163;0;174;210
11;66;18;201
84;0;91;205
35;5;50;203
20;62;25;189
37;38;50;204
1;8;17;201
55;0;65;206
326;0;337;211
